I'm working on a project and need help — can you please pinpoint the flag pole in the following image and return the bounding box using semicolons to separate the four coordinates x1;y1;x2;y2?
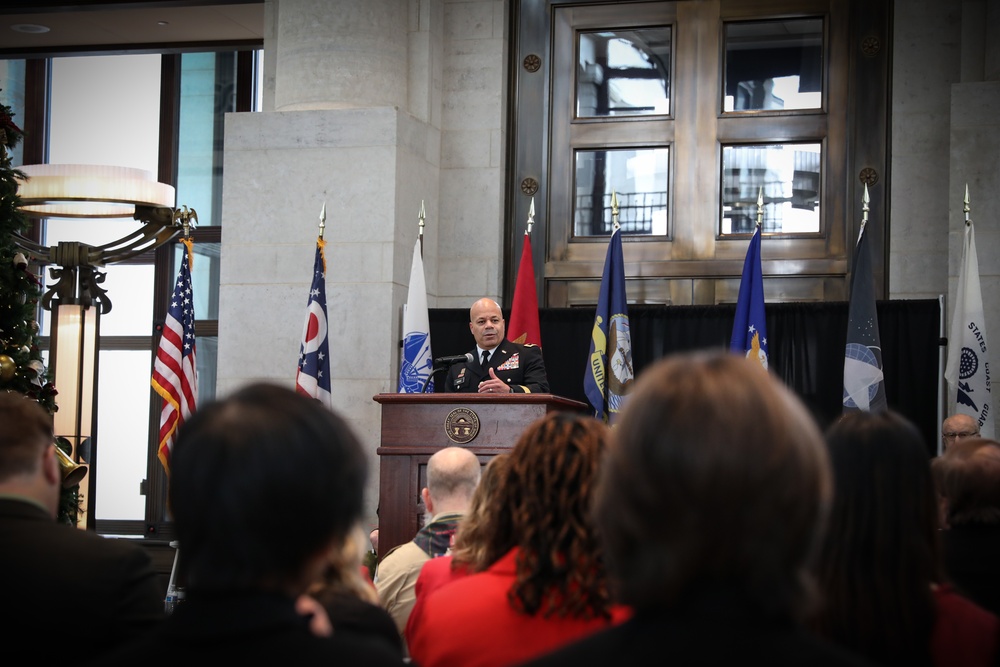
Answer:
418;200;426;258
611;190;620;231
756;186;764;230
527;196;535;236
964;183;971;228
859;183;870;243
319;202;327;240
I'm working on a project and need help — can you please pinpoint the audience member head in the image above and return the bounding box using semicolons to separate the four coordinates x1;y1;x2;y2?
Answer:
596;351;831;620
169;383;368;596
450;452;511;572
941;413;980;450
423;446;481;517
0;391;59;517
814;409;940;665
480;412;611;619
933;437;1000;527
310;522;380;606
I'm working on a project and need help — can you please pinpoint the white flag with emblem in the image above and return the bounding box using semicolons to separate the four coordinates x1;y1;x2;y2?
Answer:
945;220;993;438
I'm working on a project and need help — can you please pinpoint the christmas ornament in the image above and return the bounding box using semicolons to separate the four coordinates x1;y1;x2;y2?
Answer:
0;355;15;383
13;252;27;270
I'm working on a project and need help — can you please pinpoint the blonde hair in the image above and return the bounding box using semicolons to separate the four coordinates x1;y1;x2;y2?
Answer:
310;523;378;605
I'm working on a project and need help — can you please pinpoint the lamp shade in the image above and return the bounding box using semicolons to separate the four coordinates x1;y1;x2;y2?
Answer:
15;164;175;218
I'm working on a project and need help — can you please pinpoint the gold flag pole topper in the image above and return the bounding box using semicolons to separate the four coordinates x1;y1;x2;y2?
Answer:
964;183;972;228
418;200;426;257
527;196;535;236
756;186;764;230
611;190;620;232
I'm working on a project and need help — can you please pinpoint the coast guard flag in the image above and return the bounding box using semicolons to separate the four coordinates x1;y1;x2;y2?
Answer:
508;233;541;347
151;238;198;474
729;226;768;369
842;223;887;413
945;220;993;438
398;238;434;392
296;238;332;408
584;226;633;423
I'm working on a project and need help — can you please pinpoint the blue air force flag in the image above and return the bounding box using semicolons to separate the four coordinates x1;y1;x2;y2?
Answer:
398;238;434;393
945;221;993;438
730;226;768;369
843;224;887;413
584;226;633;423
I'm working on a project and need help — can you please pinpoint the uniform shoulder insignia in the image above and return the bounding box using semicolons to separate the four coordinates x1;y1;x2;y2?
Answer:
524;343;538;348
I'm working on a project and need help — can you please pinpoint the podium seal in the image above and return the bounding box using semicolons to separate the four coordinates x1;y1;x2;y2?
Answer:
445;407;480;444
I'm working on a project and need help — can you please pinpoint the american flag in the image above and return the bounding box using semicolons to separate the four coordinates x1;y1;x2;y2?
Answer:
296;238;332;407
151;238;198;474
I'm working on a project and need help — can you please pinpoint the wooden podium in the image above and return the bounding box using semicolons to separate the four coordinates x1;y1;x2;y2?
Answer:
373;392;590;559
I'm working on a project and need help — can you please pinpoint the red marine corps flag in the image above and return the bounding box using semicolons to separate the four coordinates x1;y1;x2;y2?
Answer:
507;197;542;348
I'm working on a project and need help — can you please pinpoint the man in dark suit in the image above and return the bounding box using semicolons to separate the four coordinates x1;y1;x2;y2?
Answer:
443;297;549;394
0;392;164;663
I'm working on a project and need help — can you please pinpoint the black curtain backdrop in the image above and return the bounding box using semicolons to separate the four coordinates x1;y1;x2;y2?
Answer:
429;300;941;456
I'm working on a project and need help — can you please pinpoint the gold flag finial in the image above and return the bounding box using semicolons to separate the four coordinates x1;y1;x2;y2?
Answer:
174;205;198;239
319;202;327;239
756;186;764;229
611;190;620;232
964;184;972;227
527;196;535;235
418;200;426;238
857;184;870;245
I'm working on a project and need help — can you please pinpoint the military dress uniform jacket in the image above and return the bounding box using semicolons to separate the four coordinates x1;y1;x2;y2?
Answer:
443;340;549;394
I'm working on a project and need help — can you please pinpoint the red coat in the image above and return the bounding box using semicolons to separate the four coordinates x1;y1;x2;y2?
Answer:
405;555;471;642
406;548;628;667
931;584;1000;667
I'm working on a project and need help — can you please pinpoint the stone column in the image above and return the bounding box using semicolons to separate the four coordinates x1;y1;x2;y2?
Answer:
272;0;408;111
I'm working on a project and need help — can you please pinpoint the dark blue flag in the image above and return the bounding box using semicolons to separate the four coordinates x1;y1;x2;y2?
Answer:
729;226;769;369
843;223;887;412
584;226;633;423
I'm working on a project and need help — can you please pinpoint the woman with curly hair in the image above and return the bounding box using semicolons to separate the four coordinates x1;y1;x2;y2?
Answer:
406;412;627;667
404;452;512;641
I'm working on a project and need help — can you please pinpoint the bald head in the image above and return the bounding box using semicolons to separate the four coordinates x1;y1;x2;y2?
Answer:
942;413;980;450
469;298;505;350
425;447;481;515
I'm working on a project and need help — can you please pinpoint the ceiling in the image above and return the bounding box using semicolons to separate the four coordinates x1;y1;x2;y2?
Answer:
0;1;265;57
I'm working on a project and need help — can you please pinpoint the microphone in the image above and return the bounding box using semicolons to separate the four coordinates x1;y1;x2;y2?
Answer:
433;352;474;366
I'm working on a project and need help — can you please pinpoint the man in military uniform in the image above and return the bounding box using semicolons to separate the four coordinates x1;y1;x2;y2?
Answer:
443;298;549;394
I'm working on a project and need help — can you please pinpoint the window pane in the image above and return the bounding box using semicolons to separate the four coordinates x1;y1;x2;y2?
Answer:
173;241;220;320
721;143;821;234
574;148;668;237
50;55;161;170
39;219;156;336
94;349;153;521
724;18;823;112
577;27;670;117
90;265;155;336
176;52;238;226
1;60;27;166
196;335;218;406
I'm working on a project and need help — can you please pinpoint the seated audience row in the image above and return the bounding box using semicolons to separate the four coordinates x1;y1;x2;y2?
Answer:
8;349;996;666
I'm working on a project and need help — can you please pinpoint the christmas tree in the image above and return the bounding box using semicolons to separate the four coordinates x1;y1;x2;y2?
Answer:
0;91;80;525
